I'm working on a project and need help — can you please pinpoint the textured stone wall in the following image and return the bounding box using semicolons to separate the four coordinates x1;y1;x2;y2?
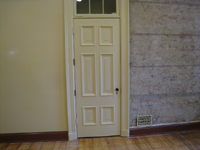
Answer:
129;0;200;127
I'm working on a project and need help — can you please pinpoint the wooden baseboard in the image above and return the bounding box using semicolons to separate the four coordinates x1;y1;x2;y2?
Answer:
130;121;200;137
0;131;68;143
1;122;199;143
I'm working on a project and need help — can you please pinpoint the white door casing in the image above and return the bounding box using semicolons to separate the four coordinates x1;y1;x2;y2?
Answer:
74;19;120;137
64;0;129;140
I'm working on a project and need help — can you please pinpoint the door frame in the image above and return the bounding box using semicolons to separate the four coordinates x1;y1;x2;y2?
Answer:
64;0;129;141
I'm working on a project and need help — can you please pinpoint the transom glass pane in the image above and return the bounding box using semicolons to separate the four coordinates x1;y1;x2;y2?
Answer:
77;0;89;14
104;0;116;14
91;0;102;14
76;0;116;15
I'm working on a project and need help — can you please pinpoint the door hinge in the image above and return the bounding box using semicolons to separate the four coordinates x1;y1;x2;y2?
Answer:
73;59;75;65
74;90;76;96
75;119;78;125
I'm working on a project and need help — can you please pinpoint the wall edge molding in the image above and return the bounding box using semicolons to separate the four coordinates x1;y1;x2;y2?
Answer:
0;131;68;143
130;121;200;137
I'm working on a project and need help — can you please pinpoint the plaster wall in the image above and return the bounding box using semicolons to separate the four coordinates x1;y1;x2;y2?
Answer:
129;0;200;126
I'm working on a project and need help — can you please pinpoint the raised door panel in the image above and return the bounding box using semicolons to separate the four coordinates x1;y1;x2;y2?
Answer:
81;26;95;46
101;106;115;125
99;26;113;45
83;106;97;126
100;54;114;96
81;54;96;96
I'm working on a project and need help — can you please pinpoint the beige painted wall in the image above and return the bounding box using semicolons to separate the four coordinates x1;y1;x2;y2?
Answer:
0;0;67;133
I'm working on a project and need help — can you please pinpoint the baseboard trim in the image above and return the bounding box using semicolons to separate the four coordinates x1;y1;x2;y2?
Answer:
0;131;68;143
68;132;77;141
121;129;129;137
130;121;200;137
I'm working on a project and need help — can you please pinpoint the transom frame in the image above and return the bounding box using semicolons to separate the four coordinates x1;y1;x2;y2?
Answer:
73;0;119;18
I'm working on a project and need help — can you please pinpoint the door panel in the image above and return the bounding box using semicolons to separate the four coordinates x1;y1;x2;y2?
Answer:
100;54;114;96
74;19;120;137
81;54;96;96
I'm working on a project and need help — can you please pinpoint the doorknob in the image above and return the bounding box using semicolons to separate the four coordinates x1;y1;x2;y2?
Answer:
115;88;119;91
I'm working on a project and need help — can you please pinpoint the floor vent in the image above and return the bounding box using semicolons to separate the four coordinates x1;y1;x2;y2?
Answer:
137;115;152;127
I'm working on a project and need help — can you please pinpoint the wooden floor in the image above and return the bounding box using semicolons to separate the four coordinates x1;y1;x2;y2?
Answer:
0;130;200;150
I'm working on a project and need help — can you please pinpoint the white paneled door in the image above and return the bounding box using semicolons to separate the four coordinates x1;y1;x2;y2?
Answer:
74;19;120;137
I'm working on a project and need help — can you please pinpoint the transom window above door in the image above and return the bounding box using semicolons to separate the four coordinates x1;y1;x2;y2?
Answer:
74;0;119;18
